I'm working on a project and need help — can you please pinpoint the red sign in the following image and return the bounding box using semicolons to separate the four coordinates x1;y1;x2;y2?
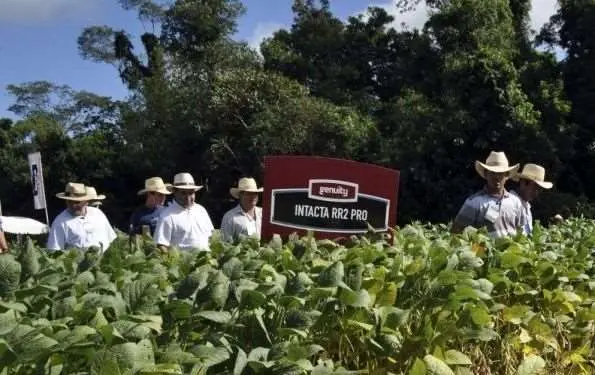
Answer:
261;156;400;240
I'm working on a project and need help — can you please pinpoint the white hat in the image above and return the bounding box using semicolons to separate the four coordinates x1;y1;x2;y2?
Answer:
512;163;553;189
86;186;106;200
137;177;172;195
56;182;94;202
230;177;263;199
169;172;203;191
474;151;519;179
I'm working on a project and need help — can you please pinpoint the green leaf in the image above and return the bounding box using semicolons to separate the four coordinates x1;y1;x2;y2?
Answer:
195;311;232;324
240;289;267;310
339;289;371;308
424;354;455;375
409;357;426;375
138;364;184;374
503;305;530;325
0;310;18;335
444;350;472;366
469;305;491;326
233;347;248;375
516;355;546;375
192;346;230;368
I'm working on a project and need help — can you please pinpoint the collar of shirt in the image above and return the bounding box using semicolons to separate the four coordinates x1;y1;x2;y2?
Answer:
232;204;259;221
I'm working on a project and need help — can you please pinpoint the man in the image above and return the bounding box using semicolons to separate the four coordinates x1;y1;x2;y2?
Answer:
86;186;105;208
153;172;214;251
221;177;263;243
451;151;527;238
0;217;8;254
129;177;171;236
47;182;117;252
511;163;553;235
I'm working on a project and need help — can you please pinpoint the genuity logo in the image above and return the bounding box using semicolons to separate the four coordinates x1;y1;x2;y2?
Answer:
308;179;358;203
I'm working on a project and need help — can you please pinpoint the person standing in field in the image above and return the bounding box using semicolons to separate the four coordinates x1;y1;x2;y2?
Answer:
221;177;264;244
153;172;214;252
0;217;8;253
129;177;171;237
47;182;117;252
510;163;553;235
451;151;527;238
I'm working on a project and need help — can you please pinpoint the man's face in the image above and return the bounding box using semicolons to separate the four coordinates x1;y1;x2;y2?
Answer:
147;192;166;206
67;200;88;216
519;179;540;202
485;171;508;193
240;191;259;210
174;189;195;208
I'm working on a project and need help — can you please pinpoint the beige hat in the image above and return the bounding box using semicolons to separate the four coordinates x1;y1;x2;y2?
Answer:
56;182;93;202
512;163;553;189
169;172;203;191
86;186;106;200
475;151;519;179
137;177;172;195
230;177;264;199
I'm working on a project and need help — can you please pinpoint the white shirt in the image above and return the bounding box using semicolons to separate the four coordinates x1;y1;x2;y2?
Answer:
220;204;262;243
153;200;214;251
47;206;117;252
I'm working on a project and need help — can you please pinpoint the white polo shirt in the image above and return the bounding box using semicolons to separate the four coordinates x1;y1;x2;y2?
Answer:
153;200;214;251
220;205;262;243
47;206;117;252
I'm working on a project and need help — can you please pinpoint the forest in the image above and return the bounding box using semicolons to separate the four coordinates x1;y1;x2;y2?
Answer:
1;0;594;231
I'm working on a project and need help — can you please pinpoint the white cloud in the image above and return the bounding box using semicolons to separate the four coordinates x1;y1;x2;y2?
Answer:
248;22;285;53
529;0;558;34
360;0;558;34
0;0;99;24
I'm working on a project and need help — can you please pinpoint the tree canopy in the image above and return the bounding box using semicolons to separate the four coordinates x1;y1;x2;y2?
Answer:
2;0;594;230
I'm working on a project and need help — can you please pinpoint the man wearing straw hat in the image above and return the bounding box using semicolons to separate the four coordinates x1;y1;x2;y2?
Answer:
221;177;264;243
451;151;527;238
47;182;117;252
129;177;171;237
511;163;554;235
153;172;214;251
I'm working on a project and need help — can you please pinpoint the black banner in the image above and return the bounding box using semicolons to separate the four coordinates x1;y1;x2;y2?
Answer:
271;189;389;232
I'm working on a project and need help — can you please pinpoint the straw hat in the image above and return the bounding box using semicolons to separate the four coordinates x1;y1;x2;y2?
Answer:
56;182;93;202
512;163;553;189
168;172;203;191
474;151;519;179
86;186;106;201
230;177;263;199
137;177;172;195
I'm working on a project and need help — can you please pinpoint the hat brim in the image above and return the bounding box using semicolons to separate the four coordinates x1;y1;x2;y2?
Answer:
137;186;173;195
512;173;553;189
91;194;106;200
475;161;519;179
168;184;203;192
56;193;92;202
230;187;264;199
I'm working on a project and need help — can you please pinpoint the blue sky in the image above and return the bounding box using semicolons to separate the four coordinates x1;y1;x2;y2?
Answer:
0;0;557;120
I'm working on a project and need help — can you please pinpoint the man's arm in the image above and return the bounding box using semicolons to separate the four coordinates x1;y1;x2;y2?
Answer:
451;198;478;234
220;212;235;243
0;230;8;253
153;215;171;251
46;223;65;251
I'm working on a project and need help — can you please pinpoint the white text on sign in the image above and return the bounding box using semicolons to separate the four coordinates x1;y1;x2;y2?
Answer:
294;204;368;221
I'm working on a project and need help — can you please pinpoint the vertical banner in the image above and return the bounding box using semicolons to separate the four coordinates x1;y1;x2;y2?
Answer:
27;152;48;211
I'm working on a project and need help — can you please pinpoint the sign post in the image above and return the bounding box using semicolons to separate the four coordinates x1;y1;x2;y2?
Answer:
27;152;50;226
261;156;400;241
